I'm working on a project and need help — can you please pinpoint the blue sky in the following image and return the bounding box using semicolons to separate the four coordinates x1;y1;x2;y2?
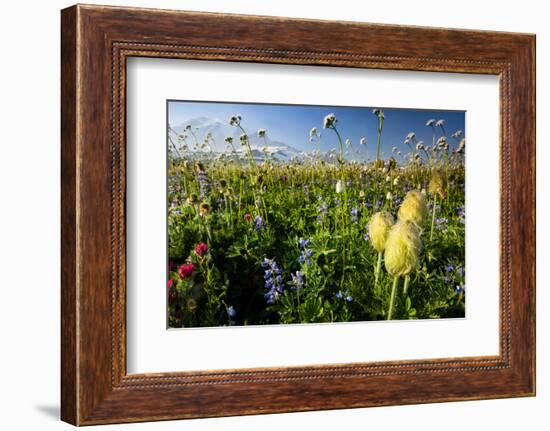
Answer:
168;100;465;161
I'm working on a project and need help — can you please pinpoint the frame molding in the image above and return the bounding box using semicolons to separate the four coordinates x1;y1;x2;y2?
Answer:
61;4;535;425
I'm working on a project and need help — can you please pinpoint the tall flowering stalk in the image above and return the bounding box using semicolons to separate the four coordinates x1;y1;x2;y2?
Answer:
229;115;256;170
403;132;415;152
310;127;322;162
258;128;267;147
373;108;385;165
167;125;183;159
428;170;446;241
323;113;344;165
262;258;284;304
194;161;211;199
359;137;367;161
185;124;200;149
426;119;436;149
436;119;450;185
345;138;358;162
323;112;350;283
179;161;189;197
224;136;237;154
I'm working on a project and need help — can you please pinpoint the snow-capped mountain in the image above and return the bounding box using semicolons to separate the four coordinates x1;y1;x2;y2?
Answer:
168;117;305;161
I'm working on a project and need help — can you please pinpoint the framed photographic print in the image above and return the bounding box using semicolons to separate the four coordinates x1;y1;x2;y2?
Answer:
61;4;536;425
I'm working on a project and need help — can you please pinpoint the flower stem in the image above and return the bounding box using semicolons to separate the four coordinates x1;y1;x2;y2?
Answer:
182;172;188;197
237;124;256;170
316;137;321;163
403;275;410;296
376;115;384;162
388;276;399;320
168;135;182;159
332;126;345;165
374;251;383;293
237;179;243;221
430;194;437;241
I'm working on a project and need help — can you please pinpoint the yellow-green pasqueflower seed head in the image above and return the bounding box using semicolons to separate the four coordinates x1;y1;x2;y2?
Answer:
194;161;205;172
428;170;446;199
384;220;422;277
368;211;395;252
199;202;211;217
398;190;427;227
187;193;199;205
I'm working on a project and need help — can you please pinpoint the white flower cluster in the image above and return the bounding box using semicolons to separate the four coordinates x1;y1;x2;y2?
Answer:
323;113;337;129
229;115;242;126
372;108;385;119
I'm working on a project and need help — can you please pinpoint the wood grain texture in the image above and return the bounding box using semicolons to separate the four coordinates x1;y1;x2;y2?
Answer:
60;5;78;425
60;4;536;425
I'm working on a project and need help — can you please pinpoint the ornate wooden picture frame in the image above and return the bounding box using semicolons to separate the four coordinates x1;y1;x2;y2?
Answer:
61;4;535;425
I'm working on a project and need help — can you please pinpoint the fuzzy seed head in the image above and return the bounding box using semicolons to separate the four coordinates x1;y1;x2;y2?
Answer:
187;193;199;205
323;113;337;129
368;211;394;252
428;170;446;199
384;220;422;277
229;115;241;126
194;161;205;172
199;202;211;217
398;190;427;227
335;180;344;194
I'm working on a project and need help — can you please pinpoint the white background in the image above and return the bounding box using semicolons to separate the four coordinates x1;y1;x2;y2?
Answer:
0;0;546;430
127;58;499;373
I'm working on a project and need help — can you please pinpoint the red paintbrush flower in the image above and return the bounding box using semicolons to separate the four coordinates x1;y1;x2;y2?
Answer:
195;242;208;257
178;263;195;279
244;213;252;222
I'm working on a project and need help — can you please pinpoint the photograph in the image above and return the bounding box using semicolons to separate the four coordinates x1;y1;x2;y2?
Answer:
166;101;466;328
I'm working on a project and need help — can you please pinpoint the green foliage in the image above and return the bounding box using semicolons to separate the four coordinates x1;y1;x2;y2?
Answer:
167;158;465;328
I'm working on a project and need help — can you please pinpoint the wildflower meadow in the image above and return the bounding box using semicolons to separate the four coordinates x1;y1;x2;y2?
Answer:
167;102;466;328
